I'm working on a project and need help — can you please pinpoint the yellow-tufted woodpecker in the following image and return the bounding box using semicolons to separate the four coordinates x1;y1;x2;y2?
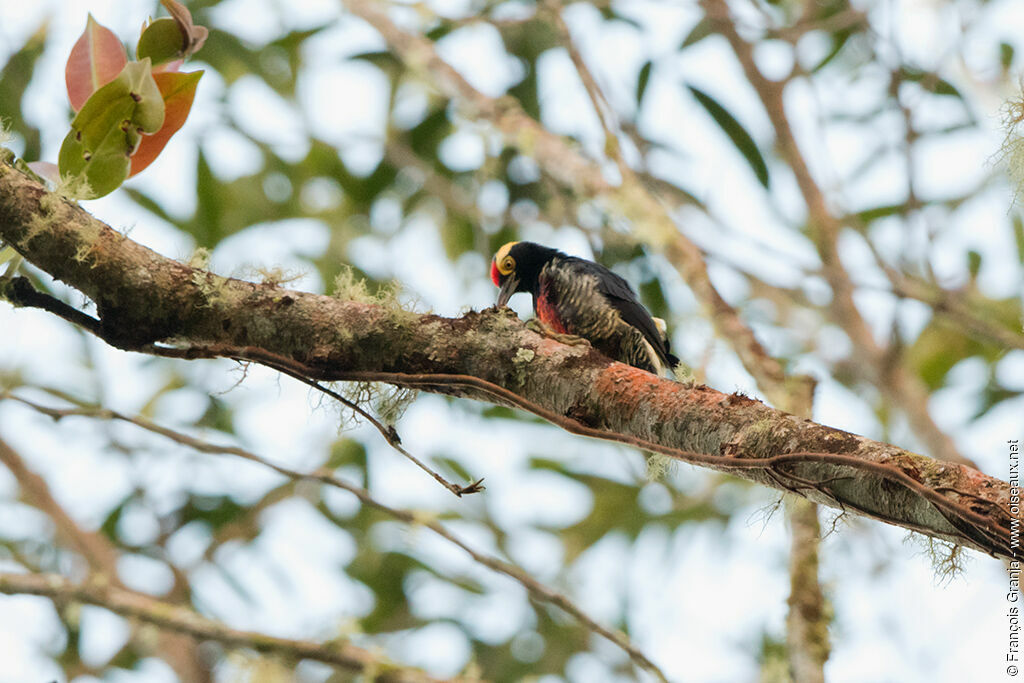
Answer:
491;241;679;375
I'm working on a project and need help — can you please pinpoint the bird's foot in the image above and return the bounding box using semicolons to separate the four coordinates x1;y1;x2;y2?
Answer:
526;319;590;347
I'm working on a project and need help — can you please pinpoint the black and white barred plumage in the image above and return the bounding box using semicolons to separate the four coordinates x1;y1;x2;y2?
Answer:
491;241;678;375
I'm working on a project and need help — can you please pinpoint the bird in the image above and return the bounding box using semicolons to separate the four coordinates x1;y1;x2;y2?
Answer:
490;241;679;375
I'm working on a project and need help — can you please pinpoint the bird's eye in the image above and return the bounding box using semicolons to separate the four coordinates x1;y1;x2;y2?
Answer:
499;255;515;275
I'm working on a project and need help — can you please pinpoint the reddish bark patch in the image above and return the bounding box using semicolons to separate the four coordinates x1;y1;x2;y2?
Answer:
593;363;713;422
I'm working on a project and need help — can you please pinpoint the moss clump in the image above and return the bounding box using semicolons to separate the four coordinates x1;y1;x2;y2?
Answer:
334;381;418;431
514;347;535;364
671;362;694;385
19;214;51;247
73;219;104;265
999;87;1024;206
191;269;233;307
53;173;92;201
645;453;675;481
332;264;421;328
332;265;397;307
187;247;211;270
248;265;304;287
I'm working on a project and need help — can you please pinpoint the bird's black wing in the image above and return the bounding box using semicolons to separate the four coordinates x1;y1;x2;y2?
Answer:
566;257;676;368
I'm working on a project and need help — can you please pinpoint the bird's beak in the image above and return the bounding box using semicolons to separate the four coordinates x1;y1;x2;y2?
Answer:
496;275;519;308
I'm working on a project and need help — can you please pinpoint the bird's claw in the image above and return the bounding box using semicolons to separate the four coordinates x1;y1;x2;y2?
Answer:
526;319;590;347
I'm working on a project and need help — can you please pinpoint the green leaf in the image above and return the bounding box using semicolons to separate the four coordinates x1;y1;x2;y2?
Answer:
976;377;1019;418
346;551;429;632
899;67;962;99
349;50;401;71
58;59;165;198
636;60;653;106
0;22;48;160
195;396;235;434
811;30;854;73
325;439;367;470
681;17;713;49
440;215;475;259
180;494;247;530
137;17;186;65
687;84;770;188
1001;42;1015;70
907;307;1013;391
159;0;208;58
435;456;472;482
967;250;982;279
197;27;321;97
856;203;905;224
99;494;133;541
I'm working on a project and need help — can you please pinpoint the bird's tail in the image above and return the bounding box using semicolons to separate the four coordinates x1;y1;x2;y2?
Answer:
652;316;681;370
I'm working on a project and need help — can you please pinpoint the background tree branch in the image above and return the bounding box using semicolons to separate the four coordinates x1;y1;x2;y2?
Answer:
0;571;457;683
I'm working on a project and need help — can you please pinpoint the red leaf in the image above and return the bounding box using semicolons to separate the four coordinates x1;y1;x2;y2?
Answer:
65;14;127;111
129;70;202;176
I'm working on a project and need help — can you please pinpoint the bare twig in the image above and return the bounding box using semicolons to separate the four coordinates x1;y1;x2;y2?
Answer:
0;391;668;683
264;364;484;496
700;0;973;468
542;0;629;177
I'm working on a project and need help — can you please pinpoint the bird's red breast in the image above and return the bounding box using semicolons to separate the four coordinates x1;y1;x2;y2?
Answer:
535;291;568;334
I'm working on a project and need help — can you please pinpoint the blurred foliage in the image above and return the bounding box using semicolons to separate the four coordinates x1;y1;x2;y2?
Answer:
1;0;1023;681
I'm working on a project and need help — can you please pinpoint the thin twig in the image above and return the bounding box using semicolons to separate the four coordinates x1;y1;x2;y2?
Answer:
259;362;484;496
543;0;629;178
131;341;1016;557
0;277;481;497
0;390;668;683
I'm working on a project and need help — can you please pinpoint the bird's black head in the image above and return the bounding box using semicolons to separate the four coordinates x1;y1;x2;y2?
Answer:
490;241;564;307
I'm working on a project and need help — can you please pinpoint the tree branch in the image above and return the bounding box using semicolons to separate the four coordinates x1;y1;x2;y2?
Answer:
785;498;829;683
0;160;1016;560
700;0;972;467
0;571;457;682
0;434;211;681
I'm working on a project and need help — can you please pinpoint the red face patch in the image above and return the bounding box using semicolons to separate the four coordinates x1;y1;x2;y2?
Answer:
490;260;500;286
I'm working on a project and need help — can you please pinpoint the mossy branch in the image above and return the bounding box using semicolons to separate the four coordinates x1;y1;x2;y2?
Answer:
0;157;1018;560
